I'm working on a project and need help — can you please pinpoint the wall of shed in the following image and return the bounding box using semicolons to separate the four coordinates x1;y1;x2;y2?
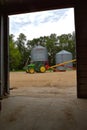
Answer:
75;2;87;98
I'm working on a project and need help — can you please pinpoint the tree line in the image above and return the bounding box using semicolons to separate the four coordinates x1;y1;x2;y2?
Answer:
9;32;76;71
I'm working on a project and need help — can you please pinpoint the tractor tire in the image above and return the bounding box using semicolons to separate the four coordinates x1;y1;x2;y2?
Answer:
29;68;35;74
40;66;46;73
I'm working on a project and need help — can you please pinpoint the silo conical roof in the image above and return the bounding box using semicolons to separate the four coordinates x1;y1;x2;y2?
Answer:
57;50;71;55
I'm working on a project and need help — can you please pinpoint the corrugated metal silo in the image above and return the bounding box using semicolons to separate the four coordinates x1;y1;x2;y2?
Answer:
31;45;48;62
55;50;73;70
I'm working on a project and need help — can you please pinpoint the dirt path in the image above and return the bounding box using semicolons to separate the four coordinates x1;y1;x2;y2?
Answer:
10;71;76;98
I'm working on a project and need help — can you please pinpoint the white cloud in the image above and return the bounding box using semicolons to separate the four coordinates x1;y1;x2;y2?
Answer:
9;8;75;40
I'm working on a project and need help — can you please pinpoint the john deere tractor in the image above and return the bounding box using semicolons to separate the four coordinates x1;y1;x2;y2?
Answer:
26;61;46;74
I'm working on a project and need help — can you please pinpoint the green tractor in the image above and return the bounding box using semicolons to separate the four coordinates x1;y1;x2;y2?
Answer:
25;61;46;74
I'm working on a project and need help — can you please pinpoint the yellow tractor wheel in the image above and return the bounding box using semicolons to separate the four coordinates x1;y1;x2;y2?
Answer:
40;66;46;73
29;68;35;74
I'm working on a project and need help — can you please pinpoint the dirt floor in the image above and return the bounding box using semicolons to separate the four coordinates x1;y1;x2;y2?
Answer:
0;70;87;130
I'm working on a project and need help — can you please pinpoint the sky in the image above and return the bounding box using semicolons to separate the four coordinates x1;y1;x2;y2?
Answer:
9;8;75;40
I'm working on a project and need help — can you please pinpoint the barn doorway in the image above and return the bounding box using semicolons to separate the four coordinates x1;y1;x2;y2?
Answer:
9;7;76;99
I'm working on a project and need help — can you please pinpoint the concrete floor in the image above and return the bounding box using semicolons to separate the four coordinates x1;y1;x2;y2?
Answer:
0;71;87;130
0;93;87;130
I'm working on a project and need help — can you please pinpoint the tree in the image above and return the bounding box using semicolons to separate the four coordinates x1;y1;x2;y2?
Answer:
9;34;21;71
16;33;29;69
9;32;76;70
45;34;60;65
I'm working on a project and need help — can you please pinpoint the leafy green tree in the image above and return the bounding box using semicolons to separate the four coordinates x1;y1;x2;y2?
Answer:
16;33;29;69
9;34;21;71
45;34;60;65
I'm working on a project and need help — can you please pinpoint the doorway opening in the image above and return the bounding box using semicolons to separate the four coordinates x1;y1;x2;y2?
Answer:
9;7;76;99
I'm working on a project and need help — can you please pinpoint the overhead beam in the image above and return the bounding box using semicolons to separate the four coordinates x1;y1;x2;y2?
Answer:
0;0;75;15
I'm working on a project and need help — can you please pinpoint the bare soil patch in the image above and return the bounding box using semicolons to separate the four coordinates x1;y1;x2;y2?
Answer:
10;71;76;98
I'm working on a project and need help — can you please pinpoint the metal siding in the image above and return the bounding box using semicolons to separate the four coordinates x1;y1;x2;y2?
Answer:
31;46;48;62
56;50;72;70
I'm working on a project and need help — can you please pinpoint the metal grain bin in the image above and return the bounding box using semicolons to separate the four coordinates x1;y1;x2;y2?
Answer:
55;50;72;70
31;45;48;62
